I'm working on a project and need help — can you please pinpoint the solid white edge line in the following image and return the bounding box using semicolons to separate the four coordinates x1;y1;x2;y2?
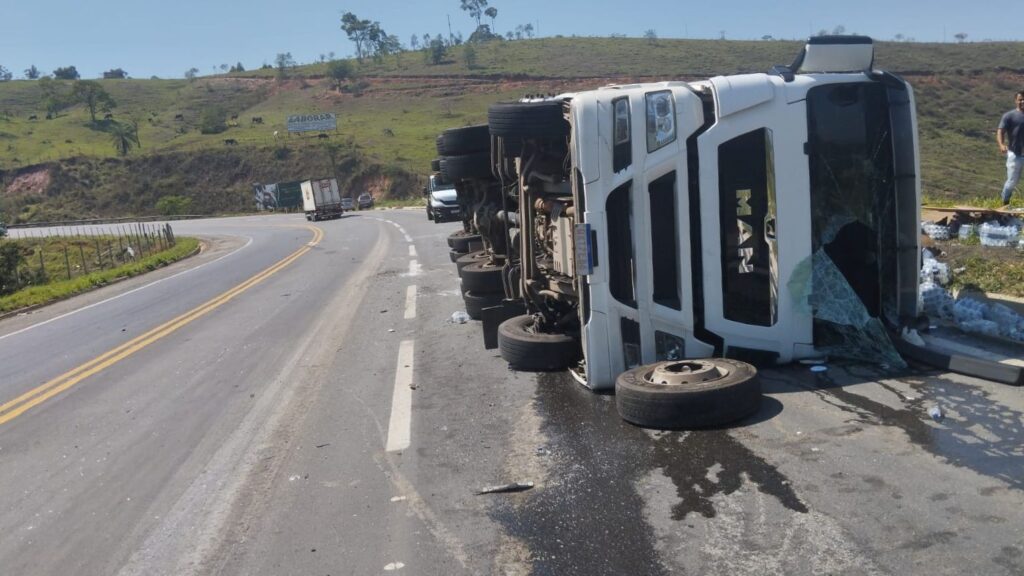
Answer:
404;285;417;320
0;236;255;342
385;340;415;452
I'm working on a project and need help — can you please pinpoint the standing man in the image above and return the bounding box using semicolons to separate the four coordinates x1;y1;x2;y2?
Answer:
997;91;1024;206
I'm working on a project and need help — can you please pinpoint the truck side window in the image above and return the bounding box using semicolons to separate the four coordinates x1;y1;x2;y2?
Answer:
649;171;681;310
717;128;778;327
606;182;636;308
613;97;632;172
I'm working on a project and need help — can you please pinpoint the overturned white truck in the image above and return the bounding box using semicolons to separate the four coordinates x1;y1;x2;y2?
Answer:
435;37;922;428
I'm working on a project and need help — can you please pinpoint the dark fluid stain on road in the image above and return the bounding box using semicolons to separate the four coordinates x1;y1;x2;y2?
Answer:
491;372;804;575
654;428;808;520
767;364;1024;491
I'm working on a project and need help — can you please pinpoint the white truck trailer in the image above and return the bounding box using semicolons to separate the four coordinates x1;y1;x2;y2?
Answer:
301;178;343;221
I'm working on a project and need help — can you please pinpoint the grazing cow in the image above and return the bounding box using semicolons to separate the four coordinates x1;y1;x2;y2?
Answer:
382;128;394;137
104;113;114;120
251;116;263;124
28;114;37;121
317;133;329;139
174;113;184;121
230;113;238;120
223;138;238;145
272;130;280;140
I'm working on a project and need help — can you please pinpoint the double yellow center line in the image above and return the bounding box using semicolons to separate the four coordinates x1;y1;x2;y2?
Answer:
0;225;323;426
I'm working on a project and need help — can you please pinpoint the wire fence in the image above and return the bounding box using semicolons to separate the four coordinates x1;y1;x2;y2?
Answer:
0;222;177;295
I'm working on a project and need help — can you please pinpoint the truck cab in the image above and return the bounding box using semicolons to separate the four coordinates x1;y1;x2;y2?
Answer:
437;36;921;391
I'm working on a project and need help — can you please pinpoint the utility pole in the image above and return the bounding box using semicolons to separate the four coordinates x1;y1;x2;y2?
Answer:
447;14;454;44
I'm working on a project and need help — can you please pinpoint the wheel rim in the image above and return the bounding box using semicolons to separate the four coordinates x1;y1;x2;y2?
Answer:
644;360;729;386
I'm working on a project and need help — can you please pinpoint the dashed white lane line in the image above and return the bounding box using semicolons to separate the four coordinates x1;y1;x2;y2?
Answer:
405;285;417;320
386;340;415;452
408;260;421;276
408;245;417;257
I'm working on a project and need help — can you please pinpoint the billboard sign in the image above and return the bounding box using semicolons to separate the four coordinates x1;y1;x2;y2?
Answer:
287;112;337;133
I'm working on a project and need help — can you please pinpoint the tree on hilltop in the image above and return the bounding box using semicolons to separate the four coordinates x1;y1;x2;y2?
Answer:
341;12;374;61
0;66;11;82
103;68;128;79
275;52;295;80
460;0;488;28
72;80;117;123
53;66;80;80
24;65;40;80
485;7;497;30
954;32;968;43
38;77;73;118
185;67;200;81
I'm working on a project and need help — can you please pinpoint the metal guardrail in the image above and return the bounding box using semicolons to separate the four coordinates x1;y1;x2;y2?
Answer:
7;214;206;229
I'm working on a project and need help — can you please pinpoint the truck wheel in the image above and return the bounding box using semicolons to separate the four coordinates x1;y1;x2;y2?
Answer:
441;152;493;181
615;359;761;430
447;231;481;252
488;101;569;139
463;290;504;320
498;314;581;371
430;158;441;172
426;204;434;221
460;261;503;292
455;250;489;273
437;125;490;156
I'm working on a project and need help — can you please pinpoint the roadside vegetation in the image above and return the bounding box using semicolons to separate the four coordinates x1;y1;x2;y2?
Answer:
0;236;198;313
4;38;1024;221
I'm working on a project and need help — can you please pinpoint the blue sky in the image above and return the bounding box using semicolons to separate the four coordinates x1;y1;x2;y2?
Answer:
1;0;1019;79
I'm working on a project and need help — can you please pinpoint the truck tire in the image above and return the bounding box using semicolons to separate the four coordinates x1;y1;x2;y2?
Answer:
488;101;569;139
441;152;493;181
615;359;761;430
437;125;490;156
498;314;581;371
455;250;489;273
460;261;503;292
463;290;504;320
430;158;441;172
447;231;481;252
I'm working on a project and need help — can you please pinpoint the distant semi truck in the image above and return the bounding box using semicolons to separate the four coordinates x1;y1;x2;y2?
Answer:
301;178;343;221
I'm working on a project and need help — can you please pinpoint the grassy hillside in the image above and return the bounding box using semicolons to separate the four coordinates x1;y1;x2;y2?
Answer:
2;37;1024;221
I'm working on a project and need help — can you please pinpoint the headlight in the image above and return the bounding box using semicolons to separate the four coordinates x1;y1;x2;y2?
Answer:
645;90;676;152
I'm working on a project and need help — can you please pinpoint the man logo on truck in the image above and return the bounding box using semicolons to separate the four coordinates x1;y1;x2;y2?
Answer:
736;188;754;274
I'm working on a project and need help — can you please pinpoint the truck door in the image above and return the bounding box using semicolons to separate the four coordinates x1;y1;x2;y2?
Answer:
695;74;813;361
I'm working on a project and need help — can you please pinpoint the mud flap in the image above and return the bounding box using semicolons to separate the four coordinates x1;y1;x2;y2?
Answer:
481;300;527;350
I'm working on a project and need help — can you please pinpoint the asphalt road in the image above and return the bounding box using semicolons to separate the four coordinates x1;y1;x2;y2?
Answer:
1;211;1022;575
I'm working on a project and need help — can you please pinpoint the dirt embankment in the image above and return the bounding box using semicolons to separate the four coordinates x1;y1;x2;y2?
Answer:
0;146;418;223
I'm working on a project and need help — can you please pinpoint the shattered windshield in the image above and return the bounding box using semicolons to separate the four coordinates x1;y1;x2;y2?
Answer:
805;82;902;363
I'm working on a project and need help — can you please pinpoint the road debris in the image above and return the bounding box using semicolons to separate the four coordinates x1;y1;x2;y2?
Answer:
383;561;406;571
390;496;407;502
315;443;330;448
928;405;944;421
477;481;535;495
450;311;470;324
